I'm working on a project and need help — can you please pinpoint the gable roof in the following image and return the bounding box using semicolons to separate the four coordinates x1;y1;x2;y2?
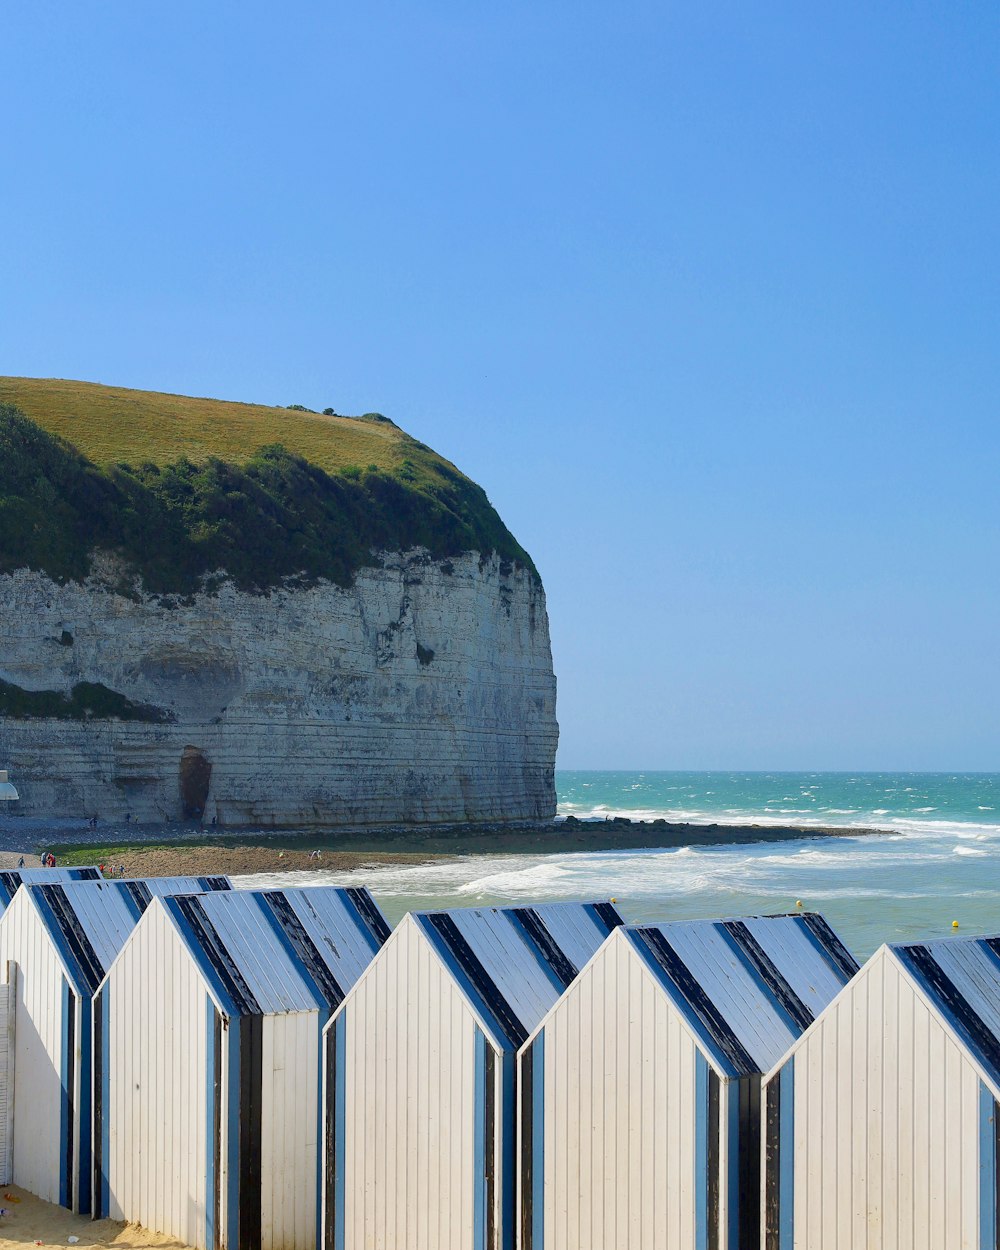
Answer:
625;912;859;1078
27;876;231;996
415;900;624;1050
892;935;1000;1093
161;886;389;1018
252;887;389;1011
0;866;101;914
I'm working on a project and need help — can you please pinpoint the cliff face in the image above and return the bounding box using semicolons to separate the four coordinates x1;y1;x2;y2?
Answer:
0;552;558;826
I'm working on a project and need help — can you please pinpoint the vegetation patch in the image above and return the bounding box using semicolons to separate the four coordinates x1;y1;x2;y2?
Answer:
46;843;178;866
0;677;173;722
0;394;537;594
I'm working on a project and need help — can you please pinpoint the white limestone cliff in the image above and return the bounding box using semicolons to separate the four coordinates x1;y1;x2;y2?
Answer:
0;551;558;826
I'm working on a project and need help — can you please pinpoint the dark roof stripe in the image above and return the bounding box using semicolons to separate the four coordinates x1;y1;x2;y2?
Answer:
898;945;1000;1088
122;880;152;920
632;927;758;1078
720;920;814;1033
422;913;528;1050
510;909;578;992
0;873;21;905
171;895;261;1016
259;892;345;1011
75;868;102;881
588;901;625;935
34;884;107;996
796;913;860;980
344;887;391;946
197;877;232;892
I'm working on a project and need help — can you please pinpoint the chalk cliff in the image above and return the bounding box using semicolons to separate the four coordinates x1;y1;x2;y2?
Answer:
0;552;557;825
0;379;558;826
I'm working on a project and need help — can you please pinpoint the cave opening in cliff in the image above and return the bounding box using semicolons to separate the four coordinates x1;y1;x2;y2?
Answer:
179;746;212;819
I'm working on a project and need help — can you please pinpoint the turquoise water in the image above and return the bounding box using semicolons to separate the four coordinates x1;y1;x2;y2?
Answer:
558;769;1000;833
242;771;1000;959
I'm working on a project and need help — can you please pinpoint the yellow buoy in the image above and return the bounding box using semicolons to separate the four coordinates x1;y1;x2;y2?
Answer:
952;920;960;929
795;900;803;908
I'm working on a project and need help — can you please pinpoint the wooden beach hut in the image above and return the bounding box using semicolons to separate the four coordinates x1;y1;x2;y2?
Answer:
0;875;231;1209
322;899;624;1250
95;885;389;1250
517;912;859;1250
762;932;1000;1250
0;865;102;916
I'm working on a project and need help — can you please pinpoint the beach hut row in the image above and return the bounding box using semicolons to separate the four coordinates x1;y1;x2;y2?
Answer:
1;870;997;1250
0;871;233;1211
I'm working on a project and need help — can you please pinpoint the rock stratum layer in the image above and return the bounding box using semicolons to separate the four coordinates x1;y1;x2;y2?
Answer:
0;553;557;825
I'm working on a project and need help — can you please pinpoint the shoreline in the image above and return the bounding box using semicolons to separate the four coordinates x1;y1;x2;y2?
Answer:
16;815;894;879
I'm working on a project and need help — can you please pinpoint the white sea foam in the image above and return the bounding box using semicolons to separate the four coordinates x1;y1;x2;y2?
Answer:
229;772;1000;956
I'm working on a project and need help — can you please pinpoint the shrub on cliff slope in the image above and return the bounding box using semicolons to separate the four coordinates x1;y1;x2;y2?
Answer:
0;405;536;593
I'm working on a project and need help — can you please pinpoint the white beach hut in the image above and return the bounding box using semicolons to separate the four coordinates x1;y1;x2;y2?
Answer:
322;899;624;1250
761;932;1000;1250
517;912;859;1250
0;866;103;916
0;875;231;1209
95;885;389;1250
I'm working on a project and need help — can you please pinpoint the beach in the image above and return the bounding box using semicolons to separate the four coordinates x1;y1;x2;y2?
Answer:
4;814;884;879
2;769;997;957
0;1186;189;1249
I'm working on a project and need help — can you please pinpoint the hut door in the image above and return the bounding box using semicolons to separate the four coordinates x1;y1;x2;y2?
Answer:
0;980;13;1185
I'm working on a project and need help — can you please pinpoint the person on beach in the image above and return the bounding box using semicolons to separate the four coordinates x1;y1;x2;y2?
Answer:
16;856;24;869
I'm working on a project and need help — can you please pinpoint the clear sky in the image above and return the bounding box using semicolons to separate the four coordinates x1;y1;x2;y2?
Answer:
3;3;998;770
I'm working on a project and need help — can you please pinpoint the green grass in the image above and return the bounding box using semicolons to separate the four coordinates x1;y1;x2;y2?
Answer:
45;831;372;861
0;377;428;480
46;843;179;866
0;378;536;593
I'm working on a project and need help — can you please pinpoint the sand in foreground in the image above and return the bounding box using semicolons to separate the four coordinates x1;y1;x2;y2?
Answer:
0;1186;190;1248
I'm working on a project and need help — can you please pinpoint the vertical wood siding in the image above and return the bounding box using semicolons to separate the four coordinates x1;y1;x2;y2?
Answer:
0;984;11;1186
532;934;700;1250
0;891;71;1206
336;921;477;1250
785;950;982;1250
259;1011;321;1250
103;903;212;1250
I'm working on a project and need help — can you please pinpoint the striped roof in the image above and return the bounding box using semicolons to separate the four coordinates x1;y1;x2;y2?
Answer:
893;935;1000;1092
25;876;231;996
626;913;859;1078
161;886;389;1018
0;866;101;913
415;900;623;1050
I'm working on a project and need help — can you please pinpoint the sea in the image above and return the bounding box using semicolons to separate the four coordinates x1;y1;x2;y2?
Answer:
242;770;1000;959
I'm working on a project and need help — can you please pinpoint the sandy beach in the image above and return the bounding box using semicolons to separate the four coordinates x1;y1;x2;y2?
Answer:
0;816;890;879
0;1186;189;1248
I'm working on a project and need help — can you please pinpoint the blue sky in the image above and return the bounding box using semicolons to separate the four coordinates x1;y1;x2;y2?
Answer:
3;3;998;769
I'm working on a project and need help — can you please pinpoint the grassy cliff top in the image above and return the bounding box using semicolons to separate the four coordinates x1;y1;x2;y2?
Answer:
0;376;446;485
0;378;536;594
